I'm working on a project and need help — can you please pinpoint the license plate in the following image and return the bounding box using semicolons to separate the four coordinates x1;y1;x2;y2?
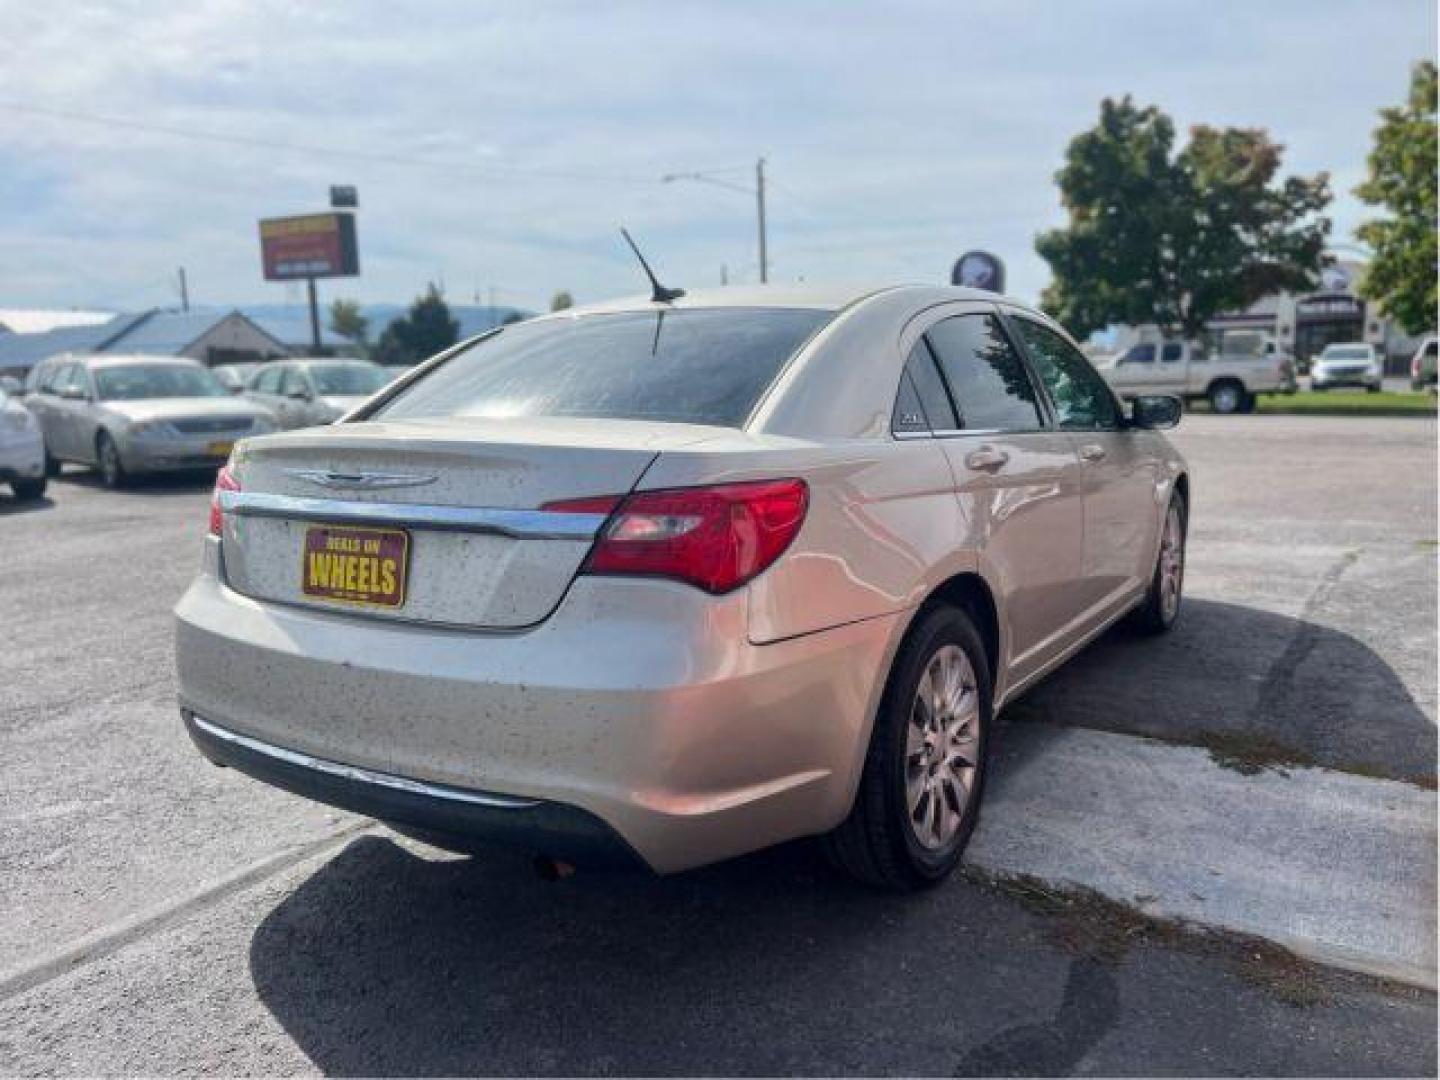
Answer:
301;525;410;608
207;440;234;457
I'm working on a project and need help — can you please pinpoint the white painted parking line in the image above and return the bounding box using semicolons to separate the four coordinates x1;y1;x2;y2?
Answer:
969;723;1438;988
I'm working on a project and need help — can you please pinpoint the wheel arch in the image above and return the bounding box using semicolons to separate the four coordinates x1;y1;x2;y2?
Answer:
916;571;1001;689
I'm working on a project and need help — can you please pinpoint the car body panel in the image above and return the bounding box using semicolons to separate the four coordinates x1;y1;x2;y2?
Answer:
176;284;1189;873
0;389;45;485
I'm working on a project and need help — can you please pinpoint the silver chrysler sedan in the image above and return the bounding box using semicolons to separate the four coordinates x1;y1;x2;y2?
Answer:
176;285;1187;889
25;354;277;487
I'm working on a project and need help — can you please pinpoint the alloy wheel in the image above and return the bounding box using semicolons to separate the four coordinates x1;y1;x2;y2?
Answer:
1159;503;1185;621
905;644;981;850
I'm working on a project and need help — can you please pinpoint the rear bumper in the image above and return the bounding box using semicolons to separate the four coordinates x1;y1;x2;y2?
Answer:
0;427;44;479
120;433;240;473
174;541;901;873
183;711;645;868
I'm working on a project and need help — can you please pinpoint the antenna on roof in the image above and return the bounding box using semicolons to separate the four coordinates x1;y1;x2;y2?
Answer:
619;228;685;304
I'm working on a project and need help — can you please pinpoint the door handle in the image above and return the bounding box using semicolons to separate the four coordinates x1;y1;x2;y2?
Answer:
1078;444;1108;463
964;445;1010;471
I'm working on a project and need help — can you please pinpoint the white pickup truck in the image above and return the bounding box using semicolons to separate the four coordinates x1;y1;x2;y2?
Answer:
1096;334;1297;414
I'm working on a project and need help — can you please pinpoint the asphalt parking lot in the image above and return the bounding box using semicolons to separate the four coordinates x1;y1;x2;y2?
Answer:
1;414;1436;1076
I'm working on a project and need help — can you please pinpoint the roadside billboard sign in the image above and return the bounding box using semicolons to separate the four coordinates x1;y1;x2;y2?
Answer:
259;213;359;281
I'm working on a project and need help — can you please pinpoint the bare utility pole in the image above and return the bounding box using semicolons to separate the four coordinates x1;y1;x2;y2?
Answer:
755;158;768;284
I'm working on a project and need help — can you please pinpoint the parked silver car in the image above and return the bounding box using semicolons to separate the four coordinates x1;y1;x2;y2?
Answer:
177;285;1188;888
243;359;391;429
1310;343;1383;392
24;354;277;488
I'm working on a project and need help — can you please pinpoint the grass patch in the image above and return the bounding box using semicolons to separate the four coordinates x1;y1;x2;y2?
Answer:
1256;391;1436;416
1186;391;1436;416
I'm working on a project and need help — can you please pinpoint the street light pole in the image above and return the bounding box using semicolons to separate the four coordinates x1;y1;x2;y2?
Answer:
662;157;769;284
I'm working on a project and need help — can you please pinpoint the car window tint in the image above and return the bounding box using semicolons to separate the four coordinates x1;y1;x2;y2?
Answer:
256;366;284;393
282;367;309;395
1161;343;1183;363
904;341;958;430
924;314;1042;431
378;308;831;428
1124;344;1157;364
1013;318;1121;431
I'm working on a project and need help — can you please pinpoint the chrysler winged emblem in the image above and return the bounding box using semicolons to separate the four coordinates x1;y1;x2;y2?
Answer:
284;469;439;491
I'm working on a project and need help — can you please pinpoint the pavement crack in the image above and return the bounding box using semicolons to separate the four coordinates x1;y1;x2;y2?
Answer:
0;822;372;1005
1249;548;1360;733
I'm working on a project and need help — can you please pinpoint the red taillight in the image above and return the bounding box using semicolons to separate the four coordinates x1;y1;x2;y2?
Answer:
550;479;808;594
209;465;240;536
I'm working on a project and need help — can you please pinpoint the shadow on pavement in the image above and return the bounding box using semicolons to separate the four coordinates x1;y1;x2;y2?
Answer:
0;493;56;515
52;466;219;496
249;834;1086;1076
1008;598;1436;784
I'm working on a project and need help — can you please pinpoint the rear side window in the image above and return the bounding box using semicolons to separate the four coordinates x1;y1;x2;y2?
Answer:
891;341;959;434
1161;343;1183;363
924;314;1043;431
377;308;831;428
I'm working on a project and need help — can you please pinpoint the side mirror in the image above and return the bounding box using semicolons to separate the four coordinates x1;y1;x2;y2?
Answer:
285;386;312;401
59;385;89;401
1131;395;1182;430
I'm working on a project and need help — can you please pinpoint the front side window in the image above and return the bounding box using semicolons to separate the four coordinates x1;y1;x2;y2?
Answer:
923;314;1042;431
377;307;831;428
1161;343;1184;363
281;367;311;397
308;363;389;396
253;366;284;394
1123;344;1157;364
1012;318;1121;431
94;364;227;401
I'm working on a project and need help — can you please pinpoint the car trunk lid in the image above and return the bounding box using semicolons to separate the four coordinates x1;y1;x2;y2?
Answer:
218;416;729;629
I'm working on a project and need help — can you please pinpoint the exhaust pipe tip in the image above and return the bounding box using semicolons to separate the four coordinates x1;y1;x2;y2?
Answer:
533;855;576;882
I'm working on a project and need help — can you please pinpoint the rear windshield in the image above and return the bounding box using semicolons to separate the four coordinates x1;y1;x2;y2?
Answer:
374;307;831;428
309;363;389;396
94;364;227;401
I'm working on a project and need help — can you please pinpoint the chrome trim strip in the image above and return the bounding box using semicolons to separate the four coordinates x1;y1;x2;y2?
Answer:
219;490;607;540
189;714;542;809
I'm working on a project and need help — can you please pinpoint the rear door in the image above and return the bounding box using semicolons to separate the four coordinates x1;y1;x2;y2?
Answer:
906;305;1089;685
1008;314;1161;617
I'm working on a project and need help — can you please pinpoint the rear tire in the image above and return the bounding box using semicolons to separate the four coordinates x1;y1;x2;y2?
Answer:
97;432;127;489
44;449;60;478
822;605;992;891
1129;492;1187;634
11;477;47;500
1208;380;1244;414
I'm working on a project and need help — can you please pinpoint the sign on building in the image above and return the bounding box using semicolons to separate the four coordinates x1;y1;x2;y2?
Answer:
258;213;360;281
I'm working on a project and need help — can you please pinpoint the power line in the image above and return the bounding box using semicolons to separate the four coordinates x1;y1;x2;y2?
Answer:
0;100;658;186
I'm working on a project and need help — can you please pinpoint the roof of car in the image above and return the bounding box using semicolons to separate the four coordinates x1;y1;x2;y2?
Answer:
550;283;1027;319
54;353;204;369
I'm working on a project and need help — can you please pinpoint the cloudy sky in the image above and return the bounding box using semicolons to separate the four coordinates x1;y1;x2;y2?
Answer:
0;0;1433;315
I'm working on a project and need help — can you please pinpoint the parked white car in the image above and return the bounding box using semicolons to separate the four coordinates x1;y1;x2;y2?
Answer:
1098;337;1296;414
1310;343;1383;393
0;386;46;500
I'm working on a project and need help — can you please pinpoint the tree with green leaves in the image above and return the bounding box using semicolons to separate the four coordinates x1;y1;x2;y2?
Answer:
550;290;574;312
328;298;369;346
1355;61;1437;335
1036;97;1331;340
372;283;460;365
